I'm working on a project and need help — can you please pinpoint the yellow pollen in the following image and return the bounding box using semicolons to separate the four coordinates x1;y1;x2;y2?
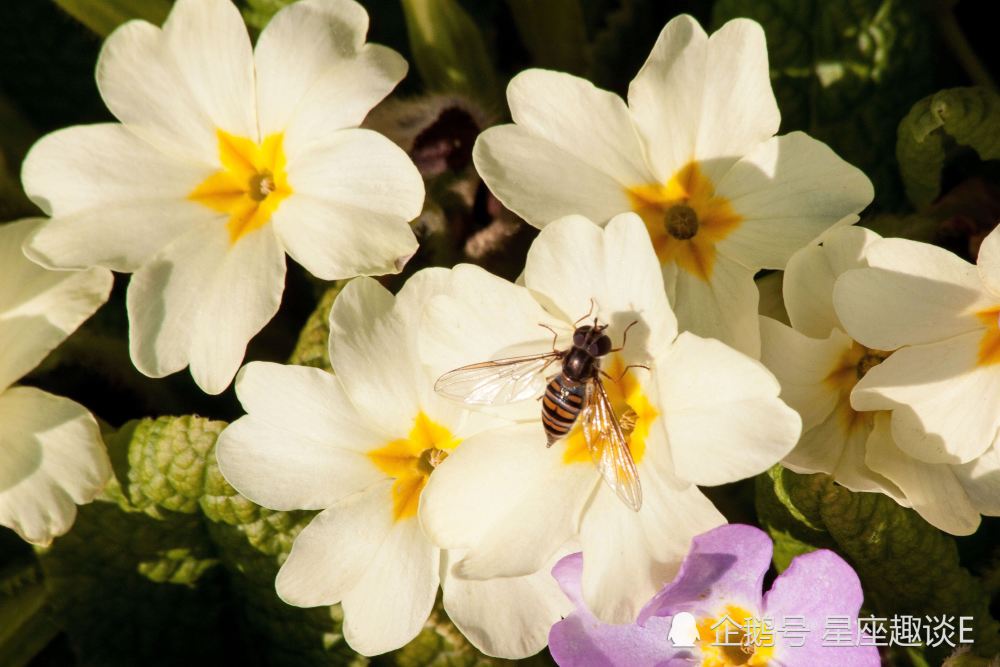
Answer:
696;605;774;667
368;412;461;522
562;356;656;466
188;129;292;244
975;307;1000;366
626;161;741;281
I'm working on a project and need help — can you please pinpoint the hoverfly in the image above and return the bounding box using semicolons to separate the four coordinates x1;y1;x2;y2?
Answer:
434;309;644;511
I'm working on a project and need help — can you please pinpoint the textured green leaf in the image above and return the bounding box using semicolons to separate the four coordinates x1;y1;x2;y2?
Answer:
0;562;57;667
506;0;589;75
287;282;343;371
241;0;294;30
897;87;1000;210
53;0;171;36
712;0;937;210
400;0;500;107
758;466;1000;660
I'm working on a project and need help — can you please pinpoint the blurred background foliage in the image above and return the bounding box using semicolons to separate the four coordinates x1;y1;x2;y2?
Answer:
0;1;998;665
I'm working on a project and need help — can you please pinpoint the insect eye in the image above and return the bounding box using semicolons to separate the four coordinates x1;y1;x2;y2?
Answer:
573;328;589;347
596;336;612;355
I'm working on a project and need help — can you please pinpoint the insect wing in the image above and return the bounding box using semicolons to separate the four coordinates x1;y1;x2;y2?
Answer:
581;379;643;511
434;352;561;405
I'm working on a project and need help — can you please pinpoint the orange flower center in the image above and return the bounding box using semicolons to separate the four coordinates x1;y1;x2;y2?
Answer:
627;161;742;281
188;129;292;244
975;307;1000;366
367;412;461;521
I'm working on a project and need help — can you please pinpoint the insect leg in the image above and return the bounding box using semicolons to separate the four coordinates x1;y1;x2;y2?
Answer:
572;298;597;327
537;323;561;352
609;320;639;352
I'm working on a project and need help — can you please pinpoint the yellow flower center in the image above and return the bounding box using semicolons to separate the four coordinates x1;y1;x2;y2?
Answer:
626;161;742;281
696;605;775;667
188;129;293;244
367;412;462;522
562;356;657;466
976;307;1000;366
825;341;890;432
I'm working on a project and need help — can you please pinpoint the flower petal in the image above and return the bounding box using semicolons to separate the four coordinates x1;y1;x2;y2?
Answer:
216;363;386;511
865;413;980;535
22;125;213;272
763;550;879;667
783;225;878;338
127;224;286;394
954;437;1000;515
523;213;678;348
473;124;633;228
97;0;255;160
579;477;725;624
759;317;845;431
659;332;800;485
834;238;991;350
341;503;439;655
549;555;677;667
275;479;393;607
671;252;760;357
0;219;112;392
978;225;1000;297
852;331;1000;463
274;130;422;280
255;0;406;144
638;524;771;622
0;387;111;545
443;550;571;659
628;16;779;184
420;423;597;579
716;133;873;271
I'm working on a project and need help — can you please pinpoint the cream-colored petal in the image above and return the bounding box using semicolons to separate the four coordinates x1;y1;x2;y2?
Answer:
628;16;778;184
834;238;993;350
783;224;877;338
0;387;111;545
127;223;286;394
671;251;760;357
716;133;873;271
523;213;678;353
0;219;112;392
658;332;800;486
21;124;212;272
866;413;980;535
97;0;256;161
256;0;405;143
442;549;571;659
578;478;725;624
853;332;1000;464
473;125;633;229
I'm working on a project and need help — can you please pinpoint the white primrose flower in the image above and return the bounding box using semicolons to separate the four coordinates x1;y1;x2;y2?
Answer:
473;14;873;358
215;271;570;658
0;219;112;545
831;225;1000;519
417;213;801;624
21;0;424;394
761;226;986;535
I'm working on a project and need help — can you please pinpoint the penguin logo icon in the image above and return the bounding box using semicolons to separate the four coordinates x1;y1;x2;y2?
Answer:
667;611;700;647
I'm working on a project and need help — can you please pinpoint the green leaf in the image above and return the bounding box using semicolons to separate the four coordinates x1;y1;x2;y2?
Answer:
400;0;500;107
0;563;57;667
287;283;343;371
896;87;1000;210
506;0;589;75
241;0;294;30
757;466;1000;661
53;0;171;36
712;0;938;210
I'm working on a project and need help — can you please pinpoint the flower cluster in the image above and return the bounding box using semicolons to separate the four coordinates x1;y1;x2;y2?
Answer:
2;0;996;665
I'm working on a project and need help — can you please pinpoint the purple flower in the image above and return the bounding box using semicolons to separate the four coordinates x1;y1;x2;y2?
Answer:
548;524;880;666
